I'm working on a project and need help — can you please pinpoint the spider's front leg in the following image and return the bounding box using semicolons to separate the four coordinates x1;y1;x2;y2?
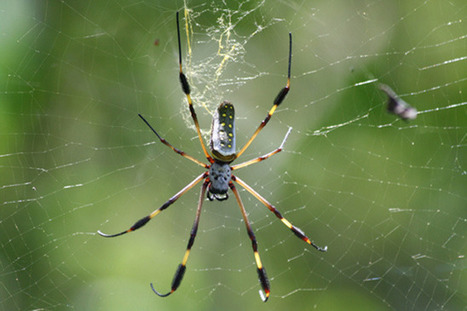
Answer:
151;179;210;297
229;182;271;302
233;175;327;252
97;172;207;238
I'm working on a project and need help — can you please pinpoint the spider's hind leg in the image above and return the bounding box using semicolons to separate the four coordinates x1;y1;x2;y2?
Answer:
176;11;212;162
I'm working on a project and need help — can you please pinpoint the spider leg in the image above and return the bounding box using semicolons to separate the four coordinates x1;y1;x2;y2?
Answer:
151;179;209;297
229;181;270;302
235;33;292;160
138;114;208;168
176;11;213;163
231;127;292;171
97;172;208;238
232;175;327;252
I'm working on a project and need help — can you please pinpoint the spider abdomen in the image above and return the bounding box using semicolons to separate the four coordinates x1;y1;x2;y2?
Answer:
207;161;231;201
210;101;236;162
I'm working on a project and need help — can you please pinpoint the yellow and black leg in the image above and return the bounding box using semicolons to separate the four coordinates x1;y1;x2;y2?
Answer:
230;181;271;302
176;11;212;163
97;172;208;238
233;175;327;252
235;33;293;159
151;179;209;297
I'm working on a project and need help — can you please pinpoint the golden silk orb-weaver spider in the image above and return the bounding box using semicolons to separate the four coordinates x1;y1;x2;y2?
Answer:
98;11;327;302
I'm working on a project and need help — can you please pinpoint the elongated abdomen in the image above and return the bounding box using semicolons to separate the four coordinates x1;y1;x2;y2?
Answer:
210;101;236;162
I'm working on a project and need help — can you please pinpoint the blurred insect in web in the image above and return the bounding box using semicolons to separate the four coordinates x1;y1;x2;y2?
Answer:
98;11;327;302
379;83;417;121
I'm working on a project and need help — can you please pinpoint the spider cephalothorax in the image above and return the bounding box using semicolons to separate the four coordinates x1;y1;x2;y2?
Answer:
98;11;326;303
207;161;231;201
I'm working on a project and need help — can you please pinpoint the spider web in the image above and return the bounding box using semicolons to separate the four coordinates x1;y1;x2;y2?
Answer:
1;0;466;310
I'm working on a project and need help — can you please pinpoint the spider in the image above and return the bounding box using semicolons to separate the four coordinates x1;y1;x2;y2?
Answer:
98;11;327;302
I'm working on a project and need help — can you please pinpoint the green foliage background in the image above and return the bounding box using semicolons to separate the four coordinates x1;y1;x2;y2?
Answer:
1;1;465;310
